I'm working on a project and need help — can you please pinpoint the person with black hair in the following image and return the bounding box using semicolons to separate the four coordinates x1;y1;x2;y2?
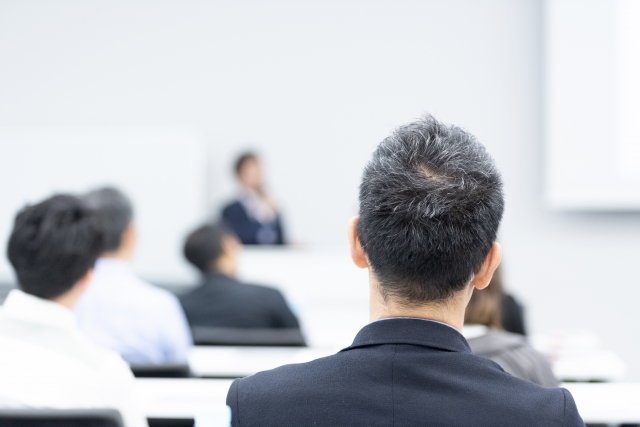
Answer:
221;152;286;245
74;187;192;365
225;116;584;426
0;194;147;427
179;222;299;329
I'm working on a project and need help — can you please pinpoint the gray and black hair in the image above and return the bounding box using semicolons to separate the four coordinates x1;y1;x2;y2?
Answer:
357;115;504;304
84;187;133;252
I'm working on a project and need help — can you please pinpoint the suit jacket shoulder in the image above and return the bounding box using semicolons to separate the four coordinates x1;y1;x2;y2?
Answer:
227;319;584;427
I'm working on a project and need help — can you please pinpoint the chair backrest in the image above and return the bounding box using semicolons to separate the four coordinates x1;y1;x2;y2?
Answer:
129;363;191;378
191;326;306;347
0;408;123;427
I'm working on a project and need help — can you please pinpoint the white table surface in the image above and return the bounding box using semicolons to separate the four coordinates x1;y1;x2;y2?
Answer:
136;378;640;424
563;382;640;424
136;378;232;419
189;346;335;378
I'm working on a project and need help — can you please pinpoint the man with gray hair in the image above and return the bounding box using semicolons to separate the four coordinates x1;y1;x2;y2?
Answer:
75;187;192;365
226;116;584;426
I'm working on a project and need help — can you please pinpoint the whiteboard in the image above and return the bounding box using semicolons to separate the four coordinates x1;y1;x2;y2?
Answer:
544;0;640;210
0;127;207;283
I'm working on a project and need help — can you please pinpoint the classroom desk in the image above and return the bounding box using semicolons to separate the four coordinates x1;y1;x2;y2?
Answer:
563;382;640;424
135;378;640;424
189;346;334;378
135;378;231;420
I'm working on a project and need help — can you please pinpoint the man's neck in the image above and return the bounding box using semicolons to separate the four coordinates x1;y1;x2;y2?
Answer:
100;248;132;261
213;257;237;278
369;279;472;331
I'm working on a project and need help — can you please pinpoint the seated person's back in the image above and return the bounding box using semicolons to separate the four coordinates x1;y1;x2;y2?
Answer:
226;116;584;427
74;188;192;365
463;265;558;387
0;194;147;427
179;223;299;329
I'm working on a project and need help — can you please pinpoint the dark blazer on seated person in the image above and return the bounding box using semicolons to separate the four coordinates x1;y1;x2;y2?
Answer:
227;318;584;427
222;201;285;245
179;272;299;329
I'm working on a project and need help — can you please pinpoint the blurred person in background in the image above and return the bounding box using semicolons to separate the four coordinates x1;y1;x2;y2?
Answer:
179;222;299;329
222;152;286;245
464;265;557;387
0;195;147;427
75;187;192;365
501;287;527;336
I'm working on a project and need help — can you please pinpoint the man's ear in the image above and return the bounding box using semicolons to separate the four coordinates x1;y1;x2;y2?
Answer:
347;217;369;269
471;242;502;290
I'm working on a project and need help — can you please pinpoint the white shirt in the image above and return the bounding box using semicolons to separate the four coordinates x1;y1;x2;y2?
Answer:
75;258;192;365
0;290;148;427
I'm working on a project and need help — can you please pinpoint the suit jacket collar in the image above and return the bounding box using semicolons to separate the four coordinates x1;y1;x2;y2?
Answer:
343;317;472;354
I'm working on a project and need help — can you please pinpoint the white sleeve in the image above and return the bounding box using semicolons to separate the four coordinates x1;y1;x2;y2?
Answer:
100;355;149;427
159;294;193;363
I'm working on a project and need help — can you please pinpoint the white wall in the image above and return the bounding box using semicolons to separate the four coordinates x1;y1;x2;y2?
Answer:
2;0;640;379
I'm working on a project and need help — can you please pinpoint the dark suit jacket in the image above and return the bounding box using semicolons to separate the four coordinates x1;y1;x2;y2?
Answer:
222;201;285;245
179;273;299;329
227;318;584;427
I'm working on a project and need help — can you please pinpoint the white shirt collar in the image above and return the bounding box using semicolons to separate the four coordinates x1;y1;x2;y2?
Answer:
95;257;130;273
462;324;489;339
370;316;462;334
1;289;76;330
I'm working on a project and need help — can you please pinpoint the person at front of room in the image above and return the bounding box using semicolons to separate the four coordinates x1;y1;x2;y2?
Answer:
0;195;147;427
226;116;584;426
179;222;300;330
222;152;286;245
75;187;192;365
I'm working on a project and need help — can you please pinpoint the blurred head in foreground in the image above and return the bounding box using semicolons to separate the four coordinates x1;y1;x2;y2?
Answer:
84;187;136;260
184;222;241;277
7;194;104;306
235;151;264;193
349;115;504;326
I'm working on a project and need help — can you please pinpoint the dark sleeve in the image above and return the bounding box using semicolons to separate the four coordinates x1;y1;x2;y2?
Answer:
222;202;258;245
274;213;286;245
501;293;527;335
269;290;300;328
227;378;241;427
561;388;586;426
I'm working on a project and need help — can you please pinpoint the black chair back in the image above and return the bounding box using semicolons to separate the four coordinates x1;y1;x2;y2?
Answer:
0;408;123;427
129;363;191;378
192;326;306;347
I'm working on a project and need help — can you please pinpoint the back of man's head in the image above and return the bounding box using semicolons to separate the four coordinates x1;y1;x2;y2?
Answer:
357;115;504;305
84;187;133;253
184;222;233;274
7;194;104;300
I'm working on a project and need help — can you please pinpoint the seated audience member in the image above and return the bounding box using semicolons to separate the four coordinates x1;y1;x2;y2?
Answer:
226;116;584;426
0;195;147;427
222;152;286;245
464;266;558;387
75;188;192;364
502;291;527;335
180;223;300;329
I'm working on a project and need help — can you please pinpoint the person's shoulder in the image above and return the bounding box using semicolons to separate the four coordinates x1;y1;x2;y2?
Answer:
236;281;286;302
70;328;134;375
233;352;337;394
222;200;244;215
128;276;184;313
